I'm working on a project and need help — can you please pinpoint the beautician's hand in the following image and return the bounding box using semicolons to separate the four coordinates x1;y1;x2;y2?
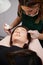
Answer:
3;24;11;35
28;30;40;39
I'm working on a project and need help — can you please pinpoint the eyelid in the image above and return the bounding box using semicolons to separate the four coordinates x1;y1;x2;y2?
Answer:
15;31;20;34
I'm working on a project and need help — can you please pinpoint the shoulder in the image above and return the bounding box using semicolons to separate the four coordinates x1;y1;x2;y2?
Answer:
0;45;9;48
0;45;9;54
0;45;10;52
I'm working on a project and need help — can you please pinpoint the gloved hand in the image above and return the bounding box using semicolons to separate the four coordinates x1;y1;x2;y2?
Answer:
28;30;40;39
3;23;11;35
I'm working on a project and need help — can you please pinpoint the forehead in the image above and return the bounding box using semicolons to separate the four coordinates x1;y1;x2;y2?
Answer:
14;27;27;32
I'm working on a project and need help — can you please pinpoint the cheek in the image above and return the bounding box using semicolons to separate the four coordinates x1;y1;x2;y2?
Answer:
20;33;27;40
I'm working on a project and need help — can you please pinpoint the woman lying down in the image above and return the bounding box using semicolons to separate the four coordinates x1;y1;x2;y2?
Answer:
0;26;42;65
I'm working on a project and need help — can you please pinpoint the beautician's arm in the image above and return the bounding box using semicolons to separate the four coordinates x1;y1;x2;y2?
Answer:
4;16;22;34
10;16;22;29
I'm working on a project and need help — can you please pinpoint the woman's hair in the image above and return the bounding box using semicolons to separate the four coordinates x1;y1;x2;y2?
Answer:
18;0;43;6
28;52;42;65
7;49;42;65
18;0;43;23
10;26;31;49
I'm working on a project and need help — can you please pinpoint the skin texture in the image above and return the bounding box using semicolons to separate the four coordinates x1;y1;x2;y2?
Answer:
12;27;28;45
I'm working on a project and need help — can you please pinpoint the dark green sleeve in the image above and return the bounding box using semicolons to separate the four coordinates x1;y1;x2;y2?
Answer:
42;21;43;32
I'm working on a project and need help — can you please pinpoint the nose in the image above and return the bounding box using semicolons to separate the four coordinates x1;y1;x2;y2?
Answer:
14;32;20;36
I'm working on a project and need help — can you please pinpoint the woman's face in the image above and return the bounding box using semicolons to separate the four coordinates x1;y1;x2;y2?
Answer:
12;27;28;43
21;3;40;16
